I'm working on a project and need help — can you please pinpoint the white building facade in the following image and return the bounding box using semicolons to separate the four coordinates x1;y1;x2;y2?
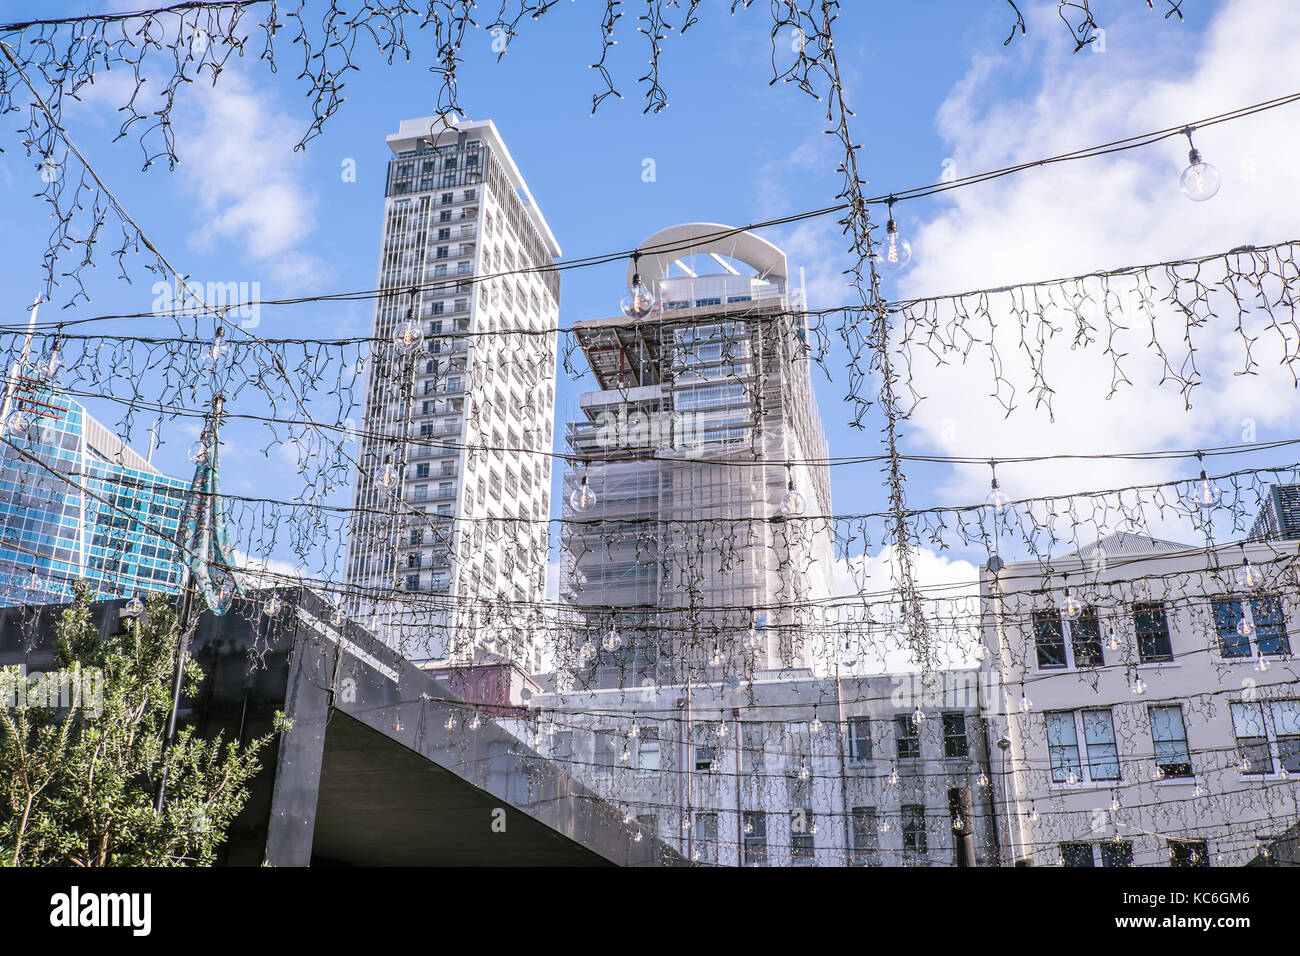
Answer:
345;115;560;670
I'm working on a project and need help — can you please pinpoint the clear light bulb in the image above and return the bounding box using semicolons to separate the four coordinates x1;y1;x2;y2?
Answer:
974;644;987;662
1020;696;1032;713
602;627;621;651
39;347;62;382
263;594;283;617
330;606;346;627
124;594;144;616
209;581;235;614
985;478;1011;513
1256;655;1270;673
445;713;457;730
26;571;43;592
1029;807;1040;823
1060;590;1084;621
620;272;656;319
1236;559;1264;589
810;716;822;734
374;455;399;491
798;763;810;781
745;625;763;650
1066;769;1078;785
581;640;597;661
709;647;725;667
714;722;727;739
779;482;807;517
878;218;911;271
570;475;596;513
1236;616;1254;638
1191;469;1221;510
977;772;989;788
188;439;210;465
4;409;30;436
393;316;423;354
889;768;900;785
628;722;639;739
1132;676;1146;695
913;707;925;724
469;713;482;729
210;328;226;364
1180;148;1221;201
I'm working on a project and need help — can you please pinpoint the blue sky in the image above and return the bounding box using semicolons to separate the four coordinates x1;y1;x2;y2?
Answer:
5;0;1297;598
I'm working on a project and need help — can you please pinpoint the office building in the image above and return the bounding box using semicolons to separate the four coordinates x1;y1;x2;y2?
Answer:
1250;483;1300;542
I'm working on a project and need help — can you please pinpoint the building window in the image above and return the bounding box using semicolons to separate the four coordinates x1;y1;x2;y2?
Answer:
636;729;660;772
1060;842;1095;867
895;714;920;760
593;730;618;773
1168;839;1209;867
1149;705;1193;778
902;804;927;855
1216;596;1291;658
694;744;716;772
1071;607;1105;667
552;731;573;759
694;813;718;865
1062;841;1133;867
851;807;880;866
741;721;766;773
942;712;969;758
1134;602;1174;663
1046;709;1120;783
790;810;815;865
1033;609;1067;669
1230;699;1300;775
742;812;767;867
848;717;872;761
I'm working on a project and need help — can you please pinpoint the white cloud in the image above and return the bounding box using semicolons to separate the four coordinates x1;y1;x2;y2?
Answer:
173;70;321;284
895;0;1300;539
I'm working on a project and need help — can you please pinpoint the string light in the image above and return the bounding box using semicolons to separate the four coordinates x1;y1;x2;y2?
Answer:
1179;127;1221;201
620;252;656;319
877;198;911;271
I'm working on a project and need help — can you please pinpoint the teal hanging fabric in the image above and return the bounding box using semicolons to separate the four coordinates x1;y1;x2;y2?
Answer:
181;394;240;614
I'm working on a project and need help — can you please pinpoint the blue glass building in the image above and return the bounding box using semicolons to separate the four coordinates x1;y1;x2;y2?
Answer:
0;375;188;605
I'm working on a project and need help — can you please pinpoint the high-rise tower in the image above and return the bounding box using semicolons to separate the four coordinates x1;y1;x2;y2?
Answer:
559;223;835;689
345;116;560;670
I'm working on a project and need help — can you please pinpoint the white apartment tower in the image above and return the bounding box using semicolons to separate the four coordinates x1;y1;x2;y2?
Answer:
346;115;560;671
559;223;836;690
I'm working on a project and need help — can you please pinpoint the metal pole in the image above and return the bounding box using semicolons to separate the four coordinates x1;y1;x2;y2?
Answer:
155;570;194;812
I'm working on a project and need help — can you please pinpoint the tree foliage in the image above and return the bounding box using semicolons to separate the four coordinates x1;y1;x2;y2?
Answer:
0;588;286;866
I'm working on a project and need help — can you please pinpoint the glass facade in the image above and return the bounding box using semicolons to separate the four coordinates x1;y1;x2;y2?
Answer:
0;385;187;605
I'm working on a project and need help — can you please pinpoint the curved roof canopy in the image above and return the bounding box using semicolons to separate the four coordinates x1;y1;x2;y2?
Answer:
627;223;788;290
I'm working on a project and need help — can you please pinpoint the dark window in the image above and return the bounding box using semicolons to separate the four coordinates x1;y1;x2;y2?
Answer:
1251;596;1291;655
942;712;969;758
850;807;880;866
848;717;872;761
1034;610;1067;668
1061;842;1095;867
1213;599;1252;657
790;810;815;865
1150;705;1193;778
1071;607;1105;667
742;812;767;867
1101;841;1134;867
902;805;927;854
895;714;920;760
1169;840;1209;867
1134;603;1174;662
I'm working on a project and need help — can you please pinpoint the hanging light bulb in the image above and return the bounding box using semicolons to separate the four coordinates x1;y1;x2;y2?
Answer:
985;476;1011;513
3;408;30;436
1132;676;1146;695
912;706;925;724
974;643;987;662
1236;615;1255;639
581;640;597;661
330;605;347;627
1066;769;1078;785
1028;805;1040;823
570;473;596;513
445;713;457;730
602;624;621;651
810;713;823;734
877;200;911;271
374;454;400;491
714;722;728;739
619;745;631;763
628;720;639;739
1235;554;1264;589
263;594;283;617
124;594;144;616
1020;696;1032;713
620;253;656;319
1179;128;1221;201
38;337;62;382
208;581;235;614
1059;582;1084;621
469;713;482;730
708;646;725;667
188;436;210;465
745;623;763;650
798;762;810;781
1256;655;1270;673
977;772;989;788
1190;469;1221;510
1108;632;1121;652
779;469;807;517
634;831;643;843
25;570;43;592
393;306;423;354
889;767;900;785
209;326;226;364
